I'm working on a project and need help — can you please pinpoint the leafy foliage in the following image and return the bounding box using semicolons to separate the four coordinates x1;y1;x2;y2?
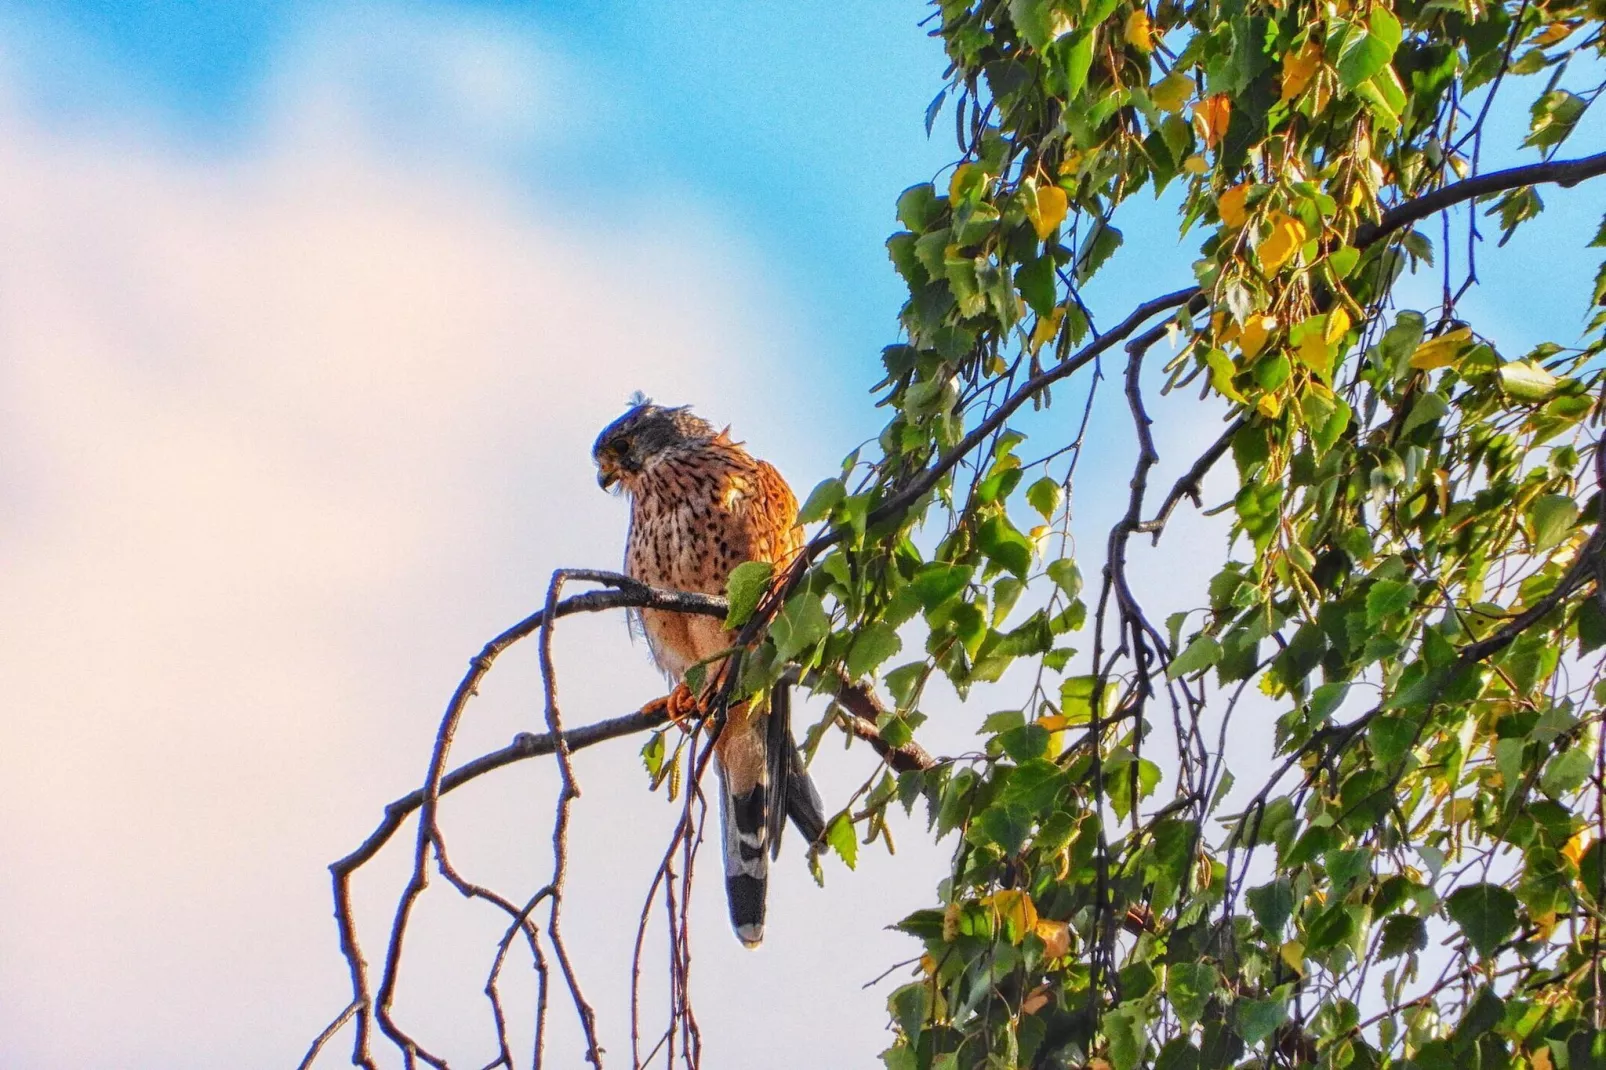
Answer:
646;0;1606;1065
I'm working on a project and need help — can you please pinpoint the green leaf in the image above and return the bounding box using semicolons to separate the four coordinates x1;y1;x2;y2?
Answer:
1366;579;1415;626
1016;256;1057;317
1060;675;1111;724
969;802;1032;854
1495;737;1526;801
1399;391;1449;437
1105;1003;1148;1070
797;478;846;525
999;723;1051;761
1499;360;1561;402
1167;635;1222;679
1027;476;1062;520
887;983;930;1046
910;563;974;609
896;183;941;233
1237;995;1289;1047
1166;962;1217;1025
1525;90;1587;149
1247;878;1295;936
1445;883;1519;957
640;730;666;779
1541;746;1591;799
1074;220;1123;284
1008;0;1072;50
1367;715;1415;765
1335;13;1399;89
1530;493;1579;551
1060;29;1096;98
977;514;1033;577
1378;311;1426;376
1379;914;1428;960
1002;755;1064;801
1046;558;1082;597
770;592;831;661
826;813;858;870
847;621;903;678
724;560;774;628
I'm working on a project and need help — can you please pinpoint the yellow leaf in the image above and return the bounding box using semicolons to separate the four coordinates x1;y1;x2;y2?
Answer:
1257;212;1306;273
984;889;1039;937
1534;20;1575;46
1563;830;1593;867
1409;327;1473;370
1023;180;1069;240
1206;349;1246;403
1432;467;1451;514
1281;41;1321;101
1257;392;1283;419
1280;940;1307;975
1183;154;1209;174
949;163;989;203
1021;983;1053;1015
1297;331;1333;378
1240;315;1276;359
1151;72;1192;113
1034;918;1071;958
920;953;937;976
1059;150;1084;176
1534;1045;1556;1070
1124;8;1154;51
1193;95;1232;149
1218;182;1252;228
1038;714;1069;731
1533;910;1559;942
1030;306;1066;353
1324;306;1352;345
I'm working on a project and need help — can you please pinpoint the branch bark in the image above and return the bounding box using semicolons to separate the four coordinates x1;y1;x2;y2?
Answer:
314;571;932;1069
1356;149;1606;248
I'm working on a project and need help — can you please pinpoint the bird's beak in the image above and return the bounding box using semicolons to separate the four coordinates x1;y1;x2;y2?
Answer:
597;464;619;491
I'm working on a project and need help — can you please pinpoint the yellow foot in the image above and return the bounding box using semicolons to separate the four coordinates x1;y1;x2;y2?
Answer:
664;682;704;732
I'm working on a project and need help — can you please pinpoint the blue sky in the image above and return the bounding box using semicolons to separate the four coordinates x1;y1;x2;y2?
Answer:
6;1;959;427
0;4;1601;1068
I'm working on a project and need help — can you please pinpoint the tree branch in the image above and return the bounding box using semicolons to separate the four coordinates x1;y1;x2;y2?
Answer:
1356;149;1606;248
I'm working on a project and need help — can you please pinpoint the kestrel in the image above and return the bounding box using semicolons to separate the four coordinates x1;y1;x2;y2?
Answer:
594;401;826;947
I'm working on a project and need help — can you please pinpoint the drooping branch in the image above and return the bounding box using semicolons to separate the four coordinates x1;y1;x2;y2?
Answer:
313;570;933;1070
332;572;726;1070
845;286;1202;544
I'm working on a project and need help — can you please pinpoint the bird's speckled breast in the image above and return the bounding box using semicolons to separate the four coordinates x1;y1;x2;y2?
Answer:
622;440;800;681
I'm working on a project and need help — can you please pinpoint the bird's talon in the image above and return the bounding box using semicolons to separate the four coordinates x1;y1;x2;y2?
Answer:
665;683;703;731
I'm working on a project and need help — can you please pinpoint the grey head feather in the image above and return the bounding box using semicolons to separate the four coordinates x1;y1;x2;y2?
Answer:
592;401;718;475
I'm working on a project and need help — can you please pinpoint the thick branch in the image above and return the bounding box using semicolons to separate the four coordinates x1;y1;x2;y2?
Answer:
1356;149;1606;247
825;674;940;773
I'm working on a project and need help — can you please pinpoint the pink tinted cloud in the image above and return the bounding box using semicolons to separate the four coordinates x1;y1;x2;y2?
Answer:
0;18;945;1069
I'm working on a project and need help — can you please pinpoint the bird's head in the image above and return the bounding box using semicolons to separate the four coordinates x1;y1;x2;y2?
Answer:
592;399;717;491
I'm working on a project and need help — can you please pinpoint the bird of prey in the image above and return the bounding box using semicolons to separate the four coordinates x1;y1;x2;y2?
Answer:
593;401;827;947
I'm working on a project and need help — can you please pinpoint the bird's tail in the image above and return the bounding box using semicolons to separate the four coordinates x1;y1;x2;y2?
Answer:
717;681;826;948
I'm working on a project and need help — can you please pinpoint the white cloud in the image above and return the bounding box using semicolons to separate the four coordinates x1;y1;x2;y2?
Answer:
0;14;944;1069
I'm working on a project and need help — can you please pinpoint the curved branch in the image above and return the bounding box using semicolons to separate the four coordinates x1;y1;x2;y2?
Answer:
328;572;722;1069
843;286;1201;545
1356;149;1606;248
